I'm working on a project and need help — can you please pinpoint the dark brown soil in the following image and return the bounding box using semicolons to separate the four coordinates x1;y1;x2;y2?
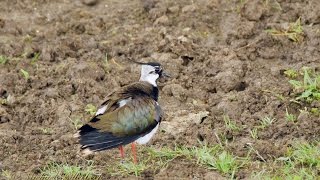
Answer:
0;0;319;179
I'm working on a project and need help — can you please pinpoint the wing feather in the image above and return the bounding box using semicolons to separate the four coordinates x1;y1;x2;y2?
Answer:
77;82;162;152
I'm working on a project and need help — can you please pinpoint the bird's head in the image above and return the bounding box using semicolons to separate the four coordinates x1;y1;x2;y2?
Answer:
136;61;170;86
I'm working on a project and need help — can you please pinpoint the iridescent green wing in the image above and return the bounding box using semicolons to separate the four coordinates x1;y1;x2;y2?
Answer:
89;97;160;136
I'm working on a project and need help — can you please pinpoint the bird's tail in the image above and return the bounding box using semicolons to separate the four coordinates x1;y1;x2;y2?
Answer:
75;124;139;154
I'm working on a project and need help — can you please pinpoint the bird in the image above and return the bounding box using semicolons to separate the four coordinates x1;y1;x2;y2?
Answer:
75;61;169;163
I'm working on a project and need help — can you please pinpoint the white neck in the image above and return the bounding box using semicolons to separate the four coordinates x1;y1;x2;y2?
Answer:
140;75;158;86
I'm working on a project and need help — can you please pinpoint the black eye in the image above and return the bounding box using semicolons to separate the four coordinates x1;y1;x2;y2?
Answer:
154;66;161;73
149;71;155;74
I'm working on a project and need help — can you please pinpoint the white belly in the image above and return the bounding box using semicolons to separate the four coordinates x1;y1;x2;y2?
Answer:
136;124;159;145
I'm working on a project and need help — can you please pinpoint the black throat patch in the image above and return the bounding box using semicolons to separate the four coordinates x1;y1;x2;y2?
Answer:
151;86;159;101
124;82;159;101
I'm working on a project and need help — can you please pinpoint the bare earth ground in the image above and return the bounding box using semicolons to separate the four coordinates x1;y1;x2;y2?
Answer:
0;0;319;179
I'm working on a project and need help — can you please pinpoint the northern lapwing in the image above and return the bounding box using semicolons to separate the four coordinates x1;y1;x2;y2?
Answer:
75;61;169;163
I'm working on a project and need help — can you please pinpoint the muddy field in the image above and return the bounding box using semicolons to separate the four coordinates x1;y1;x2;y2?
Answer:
0;0;319;179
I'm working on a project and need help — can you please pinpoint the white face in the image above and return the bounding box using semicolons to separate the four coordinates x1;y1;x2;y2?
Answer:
139;65;160;86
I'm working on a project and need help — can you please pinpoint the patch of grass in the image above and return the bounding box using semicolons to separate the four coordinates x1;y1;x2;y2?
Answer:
0;55;8;64
0;98;7;105
107;161;148;177
310;108;320;116
284;68;298;79
266;17;304;42
107;143;248;178
262;89;286;101
85;104;97;116
285;108;297;122
223;115;242;131
289;142;320;168
253;141;319;179
69;117;83;130
31;52;41;65
147;146;187;168
40;162;99;179
20;69;30;80
214;151;238;176
1;170;12;179
148;144;241;176
288;67;320;103
40;127;53;135
190;144;221;169
259;116;275;129
249;128;258;139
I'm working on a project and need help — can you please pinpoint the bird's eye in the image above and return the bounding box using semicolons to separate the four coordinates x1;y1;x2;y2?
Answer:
149;71;155;74
154;67;161;73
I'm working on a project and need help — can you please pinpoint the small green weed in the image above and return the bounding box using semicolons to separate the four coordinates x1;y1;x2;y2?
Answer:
260;116;275;129
288;67;320;103
0;55;8;64
285;108;297;122
223;115;242;131
69;117;83;130
215;151;238;175
310;108;320;116
40;162;99;179
289;142;320;168
20;69;30;80
40;127;53;135
148;144;240;176
1;170;12;179
266;18;304;42
284;69;298;79
85;104;97;116
107;161;148;177
31;52;41;65
249;128;258;139
251;141;319;179
0;98;7;105
191;144;221;169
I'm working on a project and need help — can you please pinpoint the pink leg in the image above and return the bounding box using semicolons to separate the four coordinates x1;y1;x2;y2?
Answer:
131;142;137;164
119;145;125;159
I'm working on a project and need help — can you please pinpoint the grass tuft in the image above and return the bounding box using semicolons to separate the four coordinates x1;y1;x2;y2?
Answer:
288;67;320;103
20;69;30;80
107;161;148;177
266;17;304;42
0;55;8;64
260;116;275;129
39;162;99;179
285;108;297;122
289;142;320;168
69;117;84;130
223;115;242;131
249;128;258;139
85;104;97;116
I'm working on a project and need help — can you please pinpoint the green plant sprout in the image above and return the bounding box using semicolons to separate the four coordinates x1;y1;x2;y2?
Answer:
285;108;296;122
223;115;242;131
266;18;304;42
260;116;275;128
20;69;30;80
0;55;8;64
85;104;97;116
288;67;320;103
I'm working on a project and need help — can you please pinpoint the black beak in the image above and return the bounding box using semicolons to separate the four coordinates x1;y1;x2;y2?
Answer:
161;71;171;78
